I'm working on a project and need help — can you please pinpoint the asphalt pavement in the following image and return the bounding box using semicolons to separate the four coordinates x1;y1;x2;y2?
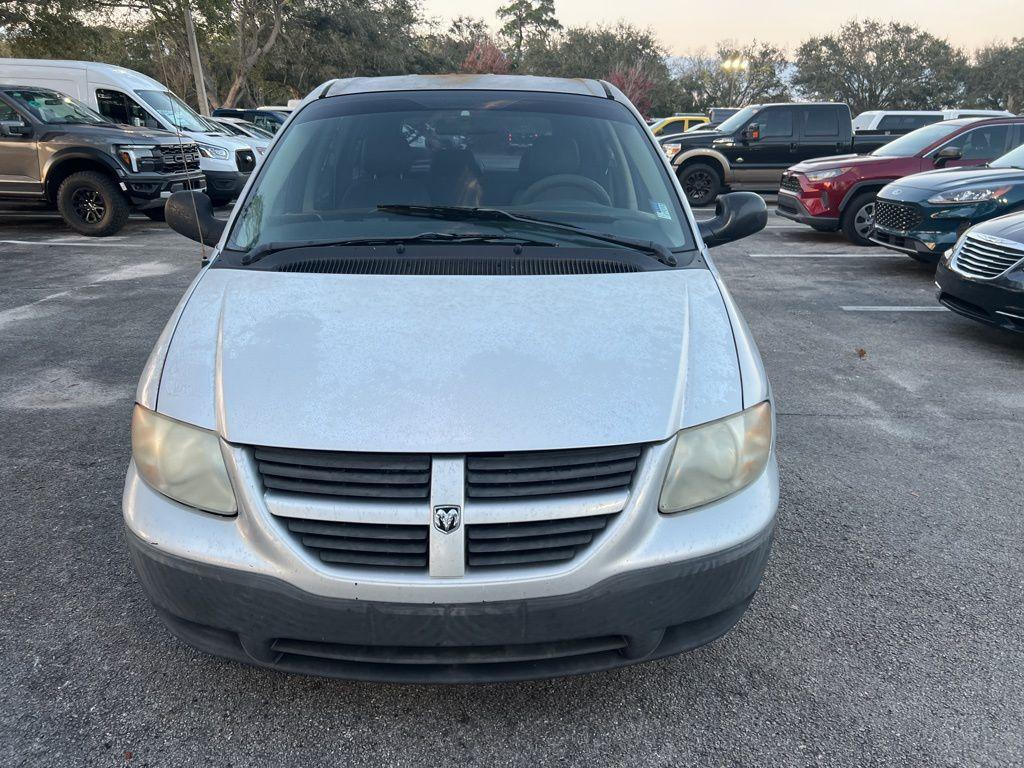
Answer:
1;207;1022;767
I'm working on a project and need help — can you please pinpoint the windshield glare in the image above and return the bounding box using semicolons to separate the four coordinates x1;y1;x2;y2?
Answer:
871;121;965;157
991;144;1024;169
136;89;209;133
7;89;106;125
227;90;694;255
714;106;759;134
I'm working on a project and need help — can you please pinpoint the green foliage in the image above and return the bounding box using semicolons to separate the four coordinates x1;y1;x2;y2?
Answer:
792;19;969;113
496;0;560;64
968;38;1024;112
675;42;790;109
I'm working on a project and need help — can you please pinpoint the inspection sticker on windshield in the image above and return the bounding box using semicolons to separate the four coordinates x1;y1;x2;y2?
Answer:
651;200;672;220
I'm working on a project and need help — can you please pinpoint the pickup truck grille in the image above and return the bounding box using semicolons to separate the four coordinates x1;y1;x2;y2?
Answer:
953;234;1024;279
236;148;257;173
466;513;616;568
157;143;200;172
779;174;802;193
874;200;922;232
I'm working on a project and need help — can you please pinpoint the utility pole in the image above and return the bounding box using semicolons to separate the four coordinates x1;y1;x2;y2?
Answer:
183;0;210;116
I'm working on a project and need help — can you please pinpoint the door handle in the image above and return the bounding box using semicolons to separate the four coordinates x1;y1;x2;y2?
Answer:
789;142;798;151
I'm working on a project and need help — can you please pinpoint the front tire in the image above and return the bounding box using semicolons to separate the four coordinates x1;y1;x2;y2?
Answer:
841;192;878;246
56;171;130;237
678;162;722;207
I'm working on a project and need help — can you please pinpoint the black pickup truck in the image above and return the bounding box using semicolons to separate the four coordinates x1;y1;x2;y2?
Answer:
0;85;206;236
663;102;895;205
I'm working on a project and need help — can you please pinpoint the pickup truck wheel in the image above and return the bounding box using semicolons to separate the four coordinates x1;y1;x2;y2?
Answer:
841;193;878;246
142;207;166;222
678;163;721;207
57;171;130;237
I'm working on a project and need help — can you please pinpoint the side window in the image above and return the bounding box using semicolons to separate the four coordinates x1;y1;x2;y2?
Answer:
757;109;794;138
958;125;1011;160
96;89;159;129
803;107;839;137
0;100;23;123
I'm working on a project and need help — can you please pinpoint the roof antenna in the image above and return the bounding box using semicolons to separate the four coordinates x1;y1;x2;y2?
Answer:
167;92;208;265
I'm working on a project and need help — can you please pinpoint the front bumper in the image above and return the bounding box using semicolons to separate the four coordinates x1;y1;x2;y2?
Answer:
204;170;250;201
776;191;839;230
123;438;778;682
870;226;957;262
122;170;207;208
935;259;1024;333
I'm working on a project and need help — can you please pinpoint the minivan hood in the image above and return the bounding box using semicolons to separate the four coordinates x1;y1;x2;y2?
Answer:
155;267;743;453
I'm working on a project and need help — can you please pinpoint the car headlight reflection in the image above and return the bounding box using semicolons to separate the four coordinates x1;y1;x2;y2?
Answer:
659;401;773;514
131;404;237;515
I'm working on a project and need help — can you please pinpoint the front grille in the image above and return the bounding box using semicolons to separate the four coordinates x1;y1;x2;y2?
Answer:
779;174;802;193
254;447;431;500
953;234;1024;279
466;444;641;499
874;200;922;232
157;143;200;172
284;517;429;569
276;256;643;276
236;148;257;173
466;513;616;568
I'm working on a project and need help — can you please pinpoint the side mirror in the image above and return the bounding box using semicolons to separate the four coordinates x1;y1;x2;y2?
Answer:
165;191;225;247
934;146;962;167
742;123;761;142
698;191;768;248
0;120;31;137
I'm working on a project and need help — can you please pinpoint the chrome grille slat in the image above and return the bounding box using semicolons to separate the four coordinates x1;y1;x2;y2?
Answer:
954;234;1024;279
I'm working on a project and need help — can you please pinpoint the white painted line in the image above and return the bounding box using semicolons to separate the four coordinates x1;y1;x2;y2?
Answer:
841;306;948;312
0;239;132;248
749;253;905;259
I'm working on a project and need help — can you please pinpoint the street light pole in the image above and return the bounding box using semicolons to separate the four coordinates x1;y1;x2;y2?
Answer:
183;0;210;116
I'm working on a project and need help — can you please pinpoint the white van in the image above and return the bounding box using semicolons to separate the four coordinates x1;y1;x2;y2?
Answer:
852;109;1015;134
0;58;257;204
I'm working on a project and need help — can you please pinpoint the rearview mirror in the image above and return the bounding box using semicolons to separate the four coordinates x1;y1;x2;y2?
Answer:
742;123;761;142
0;120;31;137
165;191;225;248
934;146;962;167
697;192;767;248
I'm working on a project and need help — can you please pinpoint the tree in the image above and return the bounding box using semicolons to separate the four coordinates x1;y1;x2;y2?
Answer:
792;19;968;114
220;0;288;107
461;39;510;74
673;42;790;110
607;64;655;115
495;0;560;64
968;38;1024;112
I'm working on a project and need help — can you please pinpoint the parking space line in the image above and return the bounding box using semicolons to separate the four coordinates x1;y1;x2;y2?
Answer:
750;253;905;258
0;239;133;248
841;306;948;312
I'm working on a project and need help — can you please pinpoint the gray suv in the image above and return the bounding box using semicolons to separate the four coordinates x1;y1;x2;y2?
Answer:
0;85;206;236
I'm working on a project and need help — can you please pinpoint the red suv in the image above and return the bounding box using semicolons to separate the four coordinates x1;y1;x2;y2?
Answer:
777;117;1024;245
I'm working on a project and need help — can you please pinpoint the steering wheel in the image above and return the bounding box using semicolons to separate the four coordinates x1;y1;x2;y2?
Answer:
517;174;612;207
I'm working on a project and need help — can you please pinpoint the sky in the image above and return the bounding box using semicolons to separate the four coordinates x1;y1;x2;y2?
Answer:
420;0;1023;53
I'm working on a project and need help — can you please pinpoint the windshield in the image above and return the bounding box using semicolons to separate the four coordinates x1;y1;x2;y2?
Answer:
226;90;694;256
871;122;966;157
6;88;106;125
136;89;209;133
714;106;759;134
991;144;1024;170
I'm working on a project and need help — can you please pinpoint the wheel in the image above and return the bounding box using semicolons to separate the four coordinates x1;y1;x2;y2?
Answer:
56;171;130;237
142;207;166;222
841;192;878;246
678;163;721;207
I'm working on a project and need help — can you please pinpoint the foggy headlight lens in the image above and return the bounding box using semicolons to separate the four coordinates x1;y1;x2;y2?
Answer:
131;404;237;514
659;401;773;514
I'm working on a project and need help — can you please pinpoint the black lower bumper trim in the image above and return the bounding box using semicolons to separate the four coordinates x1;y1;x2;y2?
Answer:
125;171;206;206
126;524;774;683
775;195;839;230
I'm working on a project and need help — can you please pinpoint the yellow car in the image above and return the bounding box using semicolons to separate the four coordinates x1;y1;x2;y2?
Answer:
650;114;709;136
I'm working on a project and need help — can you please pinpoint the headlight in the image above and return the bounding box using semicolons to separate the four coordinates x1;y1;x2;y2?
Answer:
805;167;848;182
662;143;681;159
116;144;156;172
927;186;1011;205
197;143;230;160
131;404;237;514
659;401;773;514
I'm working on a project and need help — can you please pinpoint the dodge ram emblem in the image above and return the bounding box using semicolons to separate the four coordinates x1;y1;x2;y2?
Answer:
433;506;461;533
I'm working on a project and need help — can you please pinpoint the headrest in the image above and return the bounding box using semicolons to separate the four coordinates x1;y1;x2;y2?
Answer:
430;148;481;178
364;134;414;176
519;136;581;177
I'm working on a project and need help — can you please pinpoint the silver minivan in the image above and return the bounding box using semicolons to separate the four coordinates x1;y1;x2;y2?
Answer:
124;74;777;682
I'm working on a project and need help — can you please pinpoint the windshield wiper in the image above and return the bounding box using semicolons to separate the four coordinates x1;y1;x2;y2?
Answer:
239;231;558;265
377;204;677;267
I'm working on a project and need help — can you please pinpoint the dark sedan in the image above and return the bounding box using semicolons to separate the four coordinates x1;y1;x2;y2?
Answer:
871;143;1024;262
935;210;1024;332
